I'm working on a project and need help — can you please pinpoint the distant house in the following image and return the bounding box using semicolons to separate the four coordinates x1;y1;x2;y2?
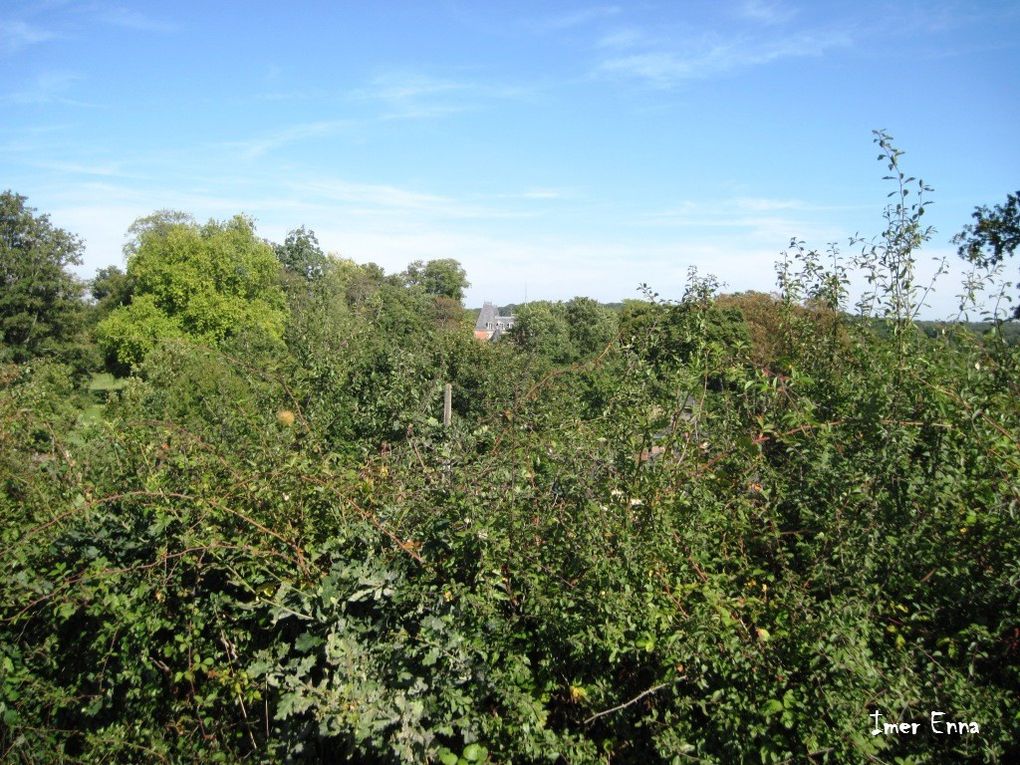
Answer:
474;301;516;341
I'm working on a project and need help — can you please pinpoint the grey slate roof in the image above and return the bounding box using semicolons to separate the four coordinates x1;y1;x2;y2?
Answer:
475;301;516;334
475;302;498;331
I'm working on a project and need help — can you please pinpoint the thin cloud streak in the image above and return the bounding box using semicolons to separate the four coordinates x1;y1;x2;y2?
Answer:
596;28;852;85
637;196;856;244
519;188;572;200
1;19;58;54
350;72;530;121
531;5;621;33
596;28;650;50
29;159;135;178
0;71;95;106
223;120;356;160
736;0;796;26
97;6;179;33
354;73;466;103
350;72;469;120
93;5;177;32
286;177;534;220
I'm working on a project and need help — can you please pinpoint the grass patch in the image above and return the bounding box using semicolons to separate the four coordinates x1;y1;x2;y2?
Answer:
89;372;128;393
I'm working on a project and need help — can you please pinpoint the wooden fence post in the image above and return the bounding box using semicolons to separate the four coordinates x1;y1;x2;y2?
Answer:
443;383;452;427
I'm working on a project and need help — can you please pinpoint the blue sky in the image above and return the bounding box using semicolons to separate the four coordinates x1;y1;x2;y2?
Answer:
2;1;1018;316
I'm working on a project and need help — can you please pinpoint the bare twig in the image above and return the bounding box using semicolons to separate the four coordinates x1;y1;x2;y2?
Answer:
583;678;682;725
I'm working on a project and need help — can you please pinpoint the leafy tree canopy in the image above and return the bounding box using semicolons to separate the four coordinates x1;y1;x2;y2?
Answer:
509;298;618;364
97;212;287;369
0;190;85;363
508;300;574;363
274;225;328;281
563;296;617;357
953;190;1020;318
402;258;470;302
89;265;134;317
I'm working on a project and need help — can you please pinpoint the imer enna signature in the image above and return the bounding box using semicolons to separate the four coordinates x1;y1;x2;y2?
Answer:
870;710;981;736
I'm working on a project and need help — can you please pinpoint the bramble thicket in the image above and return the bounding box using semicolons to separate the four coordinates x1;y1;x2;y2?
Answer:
1;134;1018;763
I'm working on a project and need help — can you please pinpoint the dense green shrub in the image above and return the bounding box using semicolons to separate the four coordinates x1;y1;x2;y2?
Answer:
2;136;1018;762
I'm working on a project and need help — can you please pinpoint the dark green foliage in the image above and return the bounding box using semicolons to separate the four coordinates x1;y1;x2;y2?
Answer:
953;190;1020;318
953;191;1020;268
508;300;574;362
89;265;134;315
509;298;618;364
0;191;88;369
564;297;618;358
619;289;750;387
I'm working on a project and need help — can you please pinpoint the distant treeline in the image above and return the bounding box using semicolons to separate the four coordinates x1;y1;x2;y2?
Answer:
472;298;1020;350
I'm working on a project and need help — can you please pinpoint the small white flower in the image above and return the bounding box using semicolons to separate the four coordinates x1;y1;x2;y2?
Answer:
628;498;643;508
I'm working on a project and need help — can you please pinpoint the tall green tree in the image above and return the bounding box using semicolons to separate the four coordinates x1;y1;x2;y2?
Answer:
953;190;1020;318
275;225;328;281
89;265;134;316
402;258;470;302
97;213;287;369
508;301;574;362
0;191;85;363
563;296;617;357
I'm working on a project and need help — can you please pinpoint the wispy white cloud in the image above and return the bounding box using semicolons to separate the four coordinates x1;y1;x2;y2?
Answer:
223;120;356;159
1;71;94;106
0;123;73;155
349;71;531;121
359;73;464;102
736;0;796;26
30;159;131;177
596;28;852;86
288;178;452;212
879;1;976;36
252;71;481;114
351;72;472;120
253;88;327;102
729;197;805;212
520;188;572;200
97;5;178;33
596;27;649;50
286;177;531;220
483;187;576;204
0;19;57;54
533;5;621;32
638;196;846;243
0;5;174;58
645;196;808;219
